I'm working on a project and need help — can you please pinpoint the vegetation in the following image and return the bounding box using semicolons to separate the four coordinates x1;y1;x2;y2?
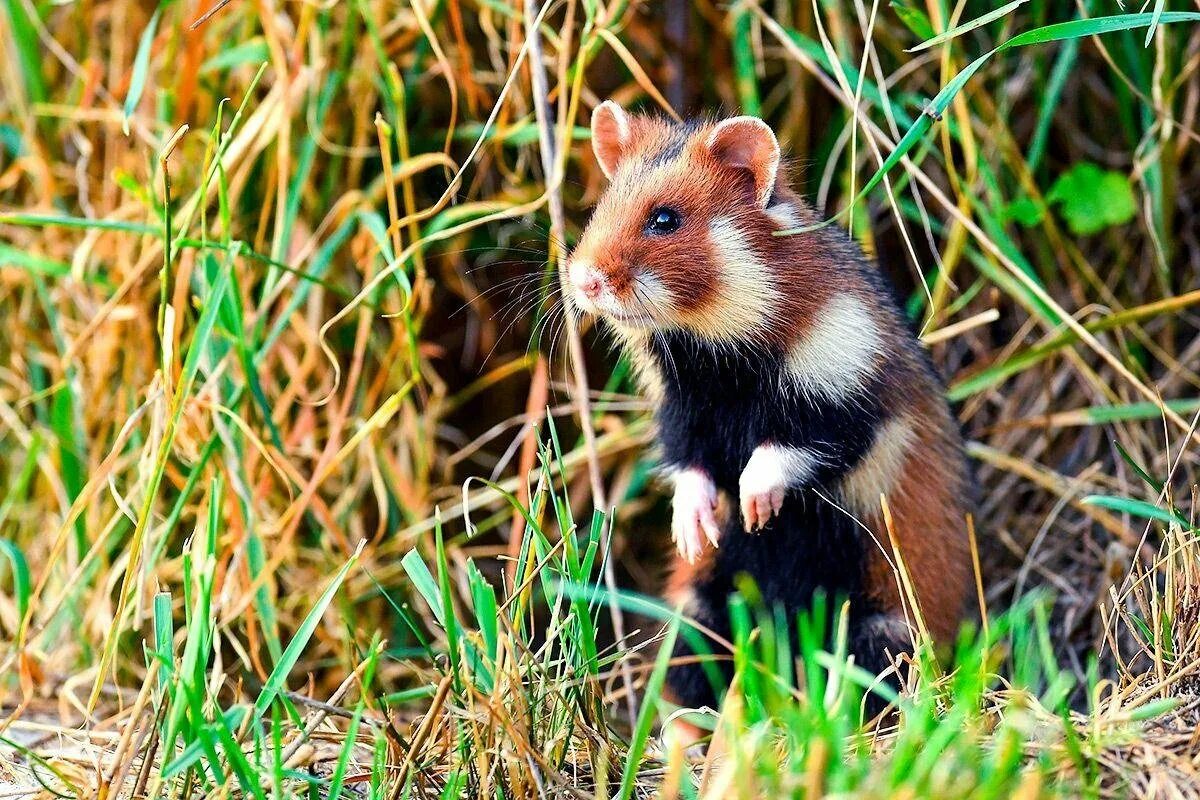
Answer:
2;0;1200;796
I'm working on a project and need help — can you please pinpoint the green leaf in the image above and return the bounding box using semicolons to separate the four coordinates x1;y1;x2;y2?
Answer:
0;245;71;279
162;705;247;778
152;591;173;686
0;124;23;158
467;561;499;663
1082;495;1190;529
327;700;365;800
908;0;1027;52
401;549;444;626
1114;440;1166;495
1087;398;1200;426
731;5;760;115
890;1;935;41
0;540;31;625
1001;197;1045;228
0;213;159;235
1046;162;1138;236
434;519;463;687
3;0;46;103
617;615;680;800
790;11;1200;234
124;6;163;134
200;38;270;74
1146;0;1168;46
1128;697;1179;721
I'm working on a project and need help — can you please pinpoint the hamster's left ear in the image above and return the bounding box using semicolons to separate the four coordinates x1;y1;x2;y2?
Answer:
591;100;633;179
706;117;780;208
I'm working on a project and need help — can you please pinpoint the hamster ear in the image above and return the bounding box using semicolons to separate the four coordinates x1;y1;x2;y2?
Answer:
591;100;633;179
706;116;780;208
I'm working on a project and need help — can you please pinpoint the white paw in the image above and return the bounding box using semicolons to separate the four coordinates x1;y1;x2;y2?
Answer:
739;445;816;532
739;468;785;532
671;468;721;563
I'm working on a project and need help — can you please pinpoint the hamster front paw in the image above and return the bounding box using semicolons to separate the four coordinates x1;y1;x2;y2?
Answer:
739;444;818;531
739;464;785;533
671;468;721;563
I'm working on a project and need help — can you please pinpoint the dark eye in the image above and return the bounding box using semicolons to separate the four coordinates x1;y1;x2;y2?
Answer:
644;206;682;235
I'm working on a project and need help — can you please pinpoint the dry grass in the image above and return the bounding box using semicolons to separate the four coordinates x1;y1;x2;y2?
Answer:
2;0;1200;797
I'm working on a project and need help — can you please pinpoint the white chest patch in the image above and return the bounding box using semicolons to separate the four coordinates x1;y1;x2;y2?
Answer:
784;293;884;400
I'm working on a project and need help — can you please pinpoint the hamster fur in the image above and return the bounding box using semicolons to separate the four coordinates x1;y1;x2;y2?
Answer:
562;101;974;723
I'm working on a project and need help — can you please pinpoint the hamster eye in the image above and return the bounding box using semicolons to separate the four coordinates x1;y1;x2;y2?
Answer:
644;206;682;235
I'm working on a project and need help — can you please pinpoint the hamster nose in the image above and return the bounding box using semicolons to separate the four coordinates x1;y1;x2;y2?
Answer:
579;274;602;300
572;264;605;300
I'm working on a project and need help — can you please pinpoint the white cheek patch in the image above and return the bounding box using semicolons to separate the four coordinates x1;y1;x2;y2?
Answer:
628;271;671;314
839;415;917;514
567;258;593;283
785;293;884;400
693;216;779;340
594;271;672;329
564;258;664;327
766;202;802;230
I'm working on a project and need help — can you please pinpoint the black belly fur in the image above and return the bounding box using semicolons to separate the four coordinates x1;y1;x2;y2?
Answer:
646;331;900;713
648;330;884;606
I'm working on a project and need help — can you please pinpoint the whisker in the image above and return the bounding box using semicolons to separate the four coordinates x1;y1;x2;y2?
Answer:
522;218;573;254
482;284;563;368
450;273;551;319
464;255;552;274
491;280;558;329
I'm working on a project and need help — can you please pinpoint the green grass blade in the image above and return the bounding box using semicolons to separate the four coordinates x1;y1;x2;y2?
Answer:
0;245;75;280
908;0;1027;52
251;544;362;723
786;11;1200;233
152;591;173;687
617;614;679;800
0;213;159;234
0;540;31;628
1081;495;1190;529
400;548;444;626
2;0;46;103
1145;0;1167;46
124;6;163;134
731;5;760;115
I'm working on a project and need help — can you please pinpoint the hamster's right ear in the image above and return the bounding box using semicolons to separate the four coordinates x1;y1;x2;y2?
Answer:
706;116;780;208
591;100;633;179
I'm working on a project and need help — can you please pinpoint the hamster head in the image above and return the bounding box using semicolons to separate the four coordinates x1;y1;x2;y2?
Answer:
564;102;794;343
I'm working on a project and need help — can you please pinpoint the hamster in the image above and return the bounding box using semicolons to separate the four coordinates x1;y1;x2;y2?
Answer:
562;101;974;725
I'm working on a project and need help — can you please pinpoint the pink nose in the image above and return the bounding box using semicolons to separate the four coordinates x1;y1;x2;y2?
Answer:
576;270;603;300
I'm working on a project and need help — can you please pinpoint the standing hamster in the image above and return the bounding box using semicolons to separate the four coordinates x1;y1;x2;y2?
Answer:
563;101;973;725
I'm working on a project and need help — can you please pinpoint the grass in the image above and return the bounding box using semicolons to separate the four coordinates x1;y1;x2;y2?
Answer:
2;0;1200;797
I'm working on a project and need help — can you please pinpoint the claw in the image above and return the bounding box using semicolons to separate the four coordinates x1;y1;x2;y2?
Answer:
739;445;812;532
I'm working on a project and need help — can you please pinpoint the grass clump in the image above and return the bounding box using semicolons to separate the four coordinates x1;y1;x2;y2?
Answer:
2;0;1200;797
